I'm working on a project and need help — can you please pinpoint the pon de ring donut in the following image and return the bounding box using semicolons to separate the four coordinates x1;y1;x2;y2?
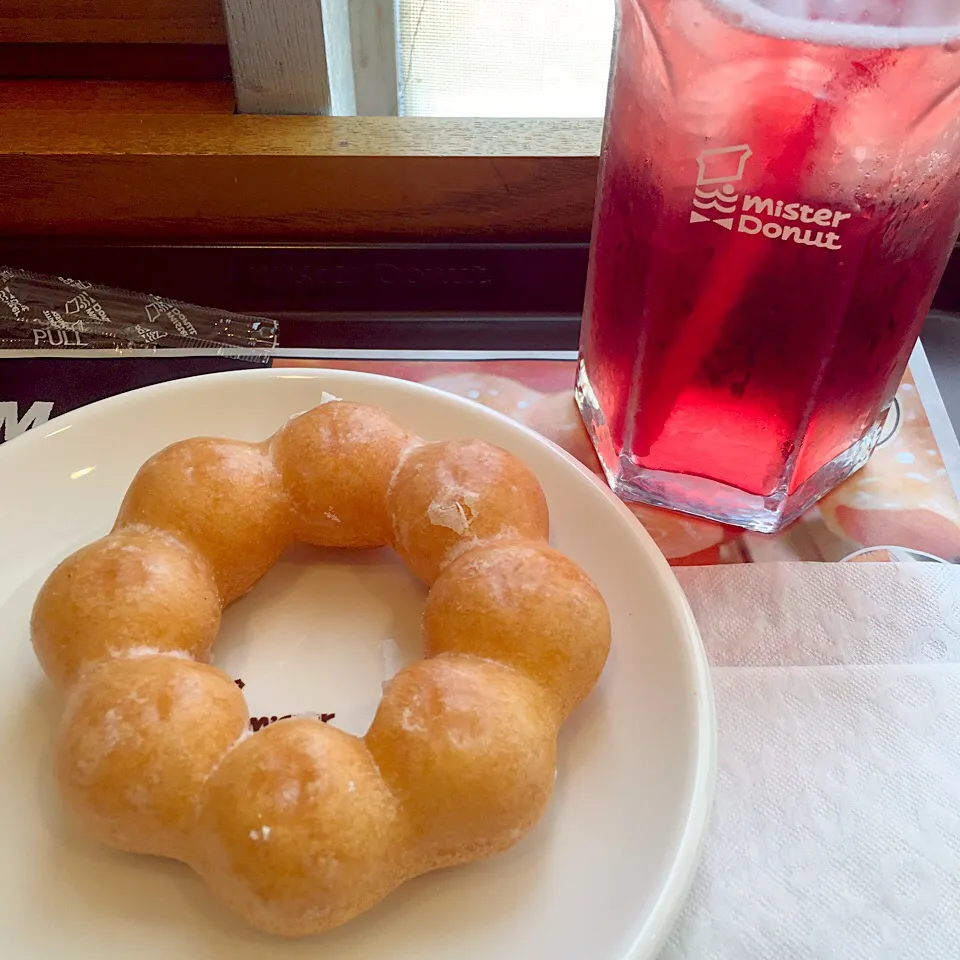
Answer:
30;397;611;937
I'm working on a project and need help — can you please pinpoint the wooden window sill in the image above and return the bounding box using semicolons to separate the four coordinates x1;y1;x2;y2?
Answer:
0;85;601;243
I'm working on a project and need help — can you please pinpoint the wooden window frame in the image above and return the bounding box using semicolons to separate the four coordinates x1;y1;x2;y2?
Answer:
0;1;230;81
223;0;400;116
0;0;227;44
348;0;400;117
0;104;601;241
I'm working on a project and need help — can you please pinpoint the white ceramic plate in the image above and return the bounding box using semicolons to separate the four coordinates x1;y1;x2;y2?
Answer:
0;369;715;960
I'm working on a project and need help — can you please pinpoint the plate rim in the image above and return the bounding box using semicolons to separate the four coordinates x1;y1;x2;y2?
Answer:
0;366;716;959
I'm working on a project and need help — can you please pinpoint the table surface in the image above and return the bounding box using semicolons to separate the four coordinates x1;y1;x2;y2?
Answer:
923;312;960;433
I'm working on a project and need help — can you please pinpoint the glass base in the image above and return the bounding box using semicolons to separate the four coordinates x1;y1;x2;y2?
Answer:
575;360;881;534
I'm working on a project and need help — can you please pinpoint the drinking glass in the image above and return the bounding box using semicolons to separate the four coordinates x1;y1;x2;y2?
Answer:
577;0;960;531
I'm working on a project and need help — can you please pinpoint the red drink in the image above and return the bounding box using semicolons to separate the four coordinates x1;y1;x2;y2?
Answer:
578;0;960;531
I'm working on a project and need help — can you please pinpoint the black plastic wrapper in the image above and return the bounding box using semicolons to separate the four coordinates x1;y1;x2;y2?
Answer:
0;267;279;444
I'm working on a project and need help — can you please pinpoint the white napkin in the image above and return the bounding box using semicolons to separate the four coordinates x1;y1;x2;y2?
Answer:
663;563;960;960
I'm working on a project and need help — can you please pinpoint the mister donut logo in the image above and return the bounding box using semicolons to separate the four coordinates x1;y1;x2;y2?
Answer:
690;144;852;249
690;144;753;230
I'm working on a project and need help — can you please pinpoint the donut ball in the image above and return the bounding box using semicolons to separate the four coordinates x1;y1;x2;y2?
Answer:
192;719;405;937
365;655;557;869
114;438;292;604
31;527;221;688
386;439;549;584
56;656;248;861
423;540;610;719
272;401;414;548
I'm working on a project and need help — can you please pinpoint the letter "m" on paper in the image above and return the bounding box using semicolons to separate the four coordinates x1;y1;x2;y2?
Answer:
0;401;54;442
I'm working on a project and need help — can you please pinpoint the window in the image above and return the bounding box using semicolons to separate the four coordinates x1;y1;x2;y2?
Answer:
1;0;606;263
129;0;616;117
397;0;615;117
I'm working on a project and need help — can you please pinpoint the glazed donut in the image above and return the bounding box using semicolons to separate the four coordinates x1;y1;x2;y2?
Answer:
31;397;610;937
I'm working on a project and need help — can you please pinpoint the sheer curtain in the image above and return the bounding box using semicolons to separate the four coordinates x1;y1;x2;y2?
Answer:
398;0;616;117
